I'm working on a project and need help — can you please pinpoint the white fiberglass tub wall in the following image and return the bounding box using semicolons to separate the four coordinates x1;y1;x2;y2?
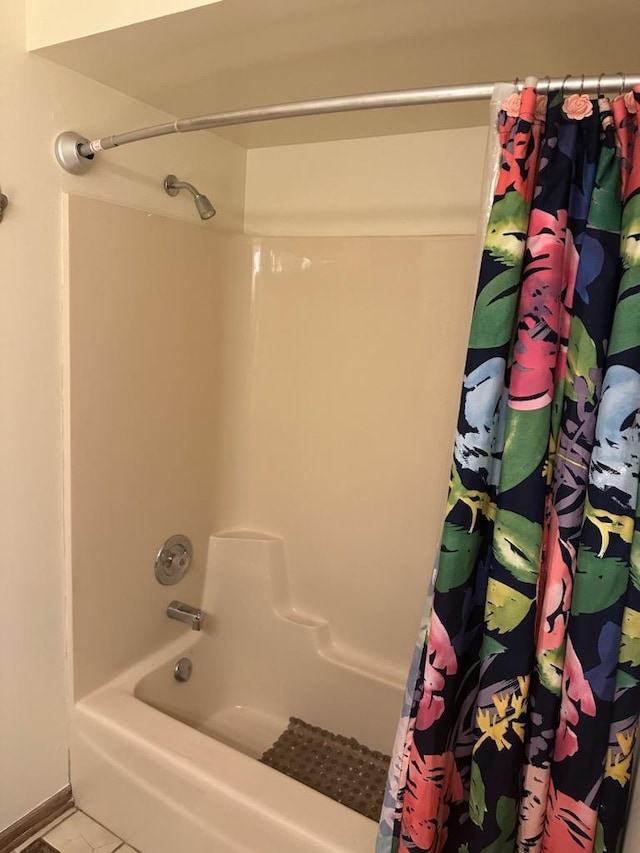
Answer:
72;533;401;853
136;533;401;756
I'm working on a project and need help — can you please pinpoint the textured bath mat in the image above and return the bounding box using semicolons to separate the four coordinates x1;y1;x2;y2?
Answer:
21;842;60;853
260;717;390;821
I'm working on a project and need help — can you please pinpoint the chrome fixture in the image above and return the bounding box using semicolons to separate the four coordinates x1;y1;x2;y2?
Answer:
55;74;640;174
0;187;8;223
163;174;216;220
167;600;202;631
174;657;193;682
155;534;193;585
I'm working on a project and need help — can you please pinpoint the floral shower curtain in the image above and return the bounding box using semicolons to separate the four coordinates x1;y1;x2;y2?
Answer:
378;83;640;853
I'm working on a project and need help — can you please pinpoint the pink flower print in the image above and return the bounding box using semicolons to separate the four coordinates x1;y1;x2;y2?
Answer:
518;764;550;850
536;507;573;653
417;612;458;731
554;639;596;762
535;95;548;122
399;752;462;852
417;683;445;731
400;805;445;853
502;92;522;118
556;227;579;384
624;90;638;113
542;781;597;851
508;209;567;411
562;94;594;120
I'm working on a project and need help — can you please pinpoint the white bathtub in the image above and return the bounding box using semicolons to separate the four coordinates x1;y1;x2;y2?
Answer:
70;532;405;853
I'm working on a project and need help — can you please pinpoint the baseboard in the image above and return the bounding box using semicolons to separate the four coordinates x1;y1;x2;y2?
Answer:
0;786;74;853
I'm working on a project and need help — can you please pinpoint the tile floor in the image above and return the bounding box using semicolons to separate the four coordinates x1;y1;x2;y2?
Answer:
15;809;138;853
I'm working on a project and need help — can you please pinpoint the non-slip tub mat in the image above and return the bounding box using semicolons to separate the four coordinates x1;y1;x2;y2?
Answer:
22;842;60;853
260;716;391;821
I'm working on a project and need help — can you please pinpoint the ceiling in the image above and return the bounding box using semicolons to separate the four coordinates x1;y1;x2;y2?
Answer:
35;0;640;148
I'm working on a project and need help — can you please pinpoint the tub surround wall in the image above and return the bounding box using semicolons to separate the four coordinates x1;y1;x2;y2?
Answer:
221;126;486;673
214;235;478;673
68;196;478;698
137;532;403;755
68;196;228;699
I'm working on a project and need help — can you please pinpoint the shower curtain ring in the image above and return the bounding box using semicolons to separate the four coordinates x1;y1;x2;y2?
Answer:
562;74;573;97
617;71;626;95
514;76;520;92
597;72;606;98
579;74;585;96
539;75;551;95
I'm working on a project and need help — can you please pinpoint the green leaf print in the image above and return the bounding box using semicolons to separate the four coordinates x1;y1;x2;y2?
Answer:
621;194;640;269
497;795;517;833
589;146;621;234
594;820;606;853
469;267;521;350
485;578;533;634
481;796;518;853
437;523;482;592
469;762;487;829
500;406;550;493
631;525;640;591
571;547;629;615
492;510;543;584
616;670;639;688
608;266;640;357
619;609;640;667
480;636;507;660
566;317;598;406
536;644;565;694
610;194;640;356
484;193;529;267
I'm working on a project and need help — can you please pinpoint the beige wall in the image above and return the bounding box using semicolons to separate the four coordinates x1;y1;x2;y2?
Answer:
213;235;478;674
26;0;223;50
0;0;244;830
67;197;226;699
244;127;488;236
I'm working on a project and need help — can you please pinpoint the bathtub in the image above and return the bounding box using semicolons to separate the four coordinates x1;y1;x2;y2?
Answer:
70;532;405;853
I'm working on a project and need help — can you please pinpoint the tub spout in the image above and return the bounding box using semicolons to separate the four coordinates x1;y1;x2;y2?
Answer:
167;600;202;631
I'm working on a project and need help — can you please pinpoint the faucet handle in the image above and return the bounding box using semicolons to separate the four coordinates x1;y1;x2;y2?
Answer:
167;600;202;631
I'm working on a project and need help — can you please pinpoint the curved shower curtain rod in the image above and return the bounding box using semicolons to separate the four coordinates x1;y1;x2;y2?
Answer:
55;73;640;175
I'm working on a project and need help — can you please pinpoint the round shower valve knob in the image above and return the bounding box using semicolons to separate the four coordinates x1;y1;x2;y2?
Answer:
154;534;193;585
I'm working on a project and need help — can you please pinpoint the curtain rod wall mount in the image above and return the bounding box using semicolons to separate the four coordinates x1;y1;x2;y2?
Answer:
56;131;94;175
54;75;640;175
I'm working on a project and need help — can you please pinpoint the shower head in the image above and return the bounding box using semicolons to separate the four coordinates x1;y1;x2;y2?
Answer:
194;193;216;220
163;174;216;220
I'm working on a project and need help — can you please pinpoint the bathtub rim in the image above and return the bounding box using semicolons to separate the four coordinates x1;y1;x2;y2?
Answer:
70;632;381;853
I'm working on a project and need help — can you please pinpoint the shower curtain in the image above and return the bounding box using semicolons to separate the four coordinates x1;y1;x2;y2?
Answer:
378;83;640;853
